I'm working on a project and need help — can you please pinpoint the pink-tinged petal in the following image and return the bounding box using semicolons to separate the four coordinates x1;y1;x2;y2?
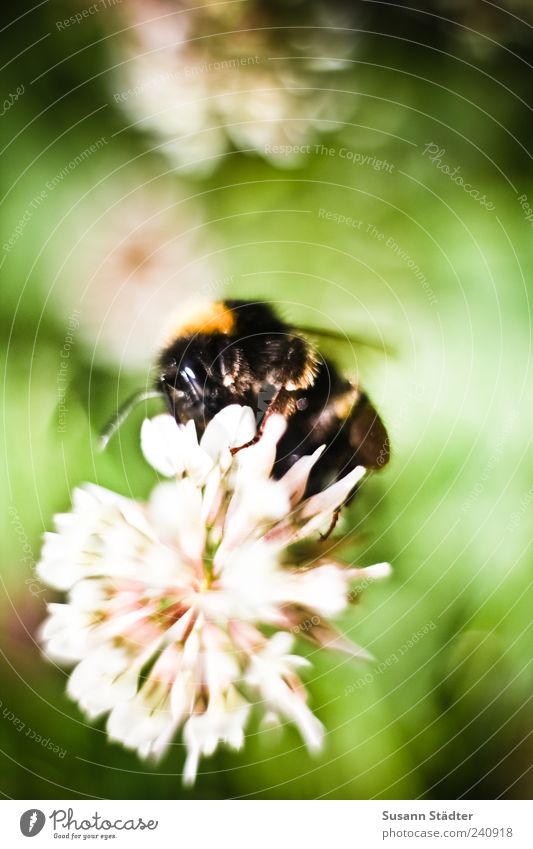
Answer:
300;465;367;521
268;465;366;545
220;478;290;554
278;444;325;505
141;414;185;476
284;564;351;617
296;615;374;661
228;620;265;655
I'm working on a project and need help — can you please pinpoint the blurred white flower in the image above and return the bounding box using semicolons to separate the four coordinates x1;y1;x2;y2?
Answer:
52;180;214;370
38;405;390;784
111;0;360;173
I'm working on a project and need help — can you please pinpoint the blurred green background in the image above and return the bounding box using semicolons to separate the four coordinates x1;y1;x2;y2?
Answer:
1;0;531;800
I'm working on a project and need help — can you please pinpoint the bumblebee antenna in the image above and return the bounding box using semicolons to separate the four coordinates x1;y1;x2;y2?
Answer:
98;389;162;450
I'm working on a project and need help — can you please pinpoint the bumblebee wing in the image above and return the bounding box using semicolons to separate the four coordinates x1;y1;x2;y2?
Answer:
296;325;395;357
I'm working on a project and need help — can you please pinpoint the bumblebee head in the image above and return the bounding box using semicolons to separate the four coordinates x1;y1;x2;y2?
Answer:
158;336;237;431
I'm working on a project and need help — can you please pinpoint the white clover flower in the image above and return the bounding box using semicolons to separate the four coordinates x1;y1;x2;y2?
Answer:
111;0;360;174
38;405;390;785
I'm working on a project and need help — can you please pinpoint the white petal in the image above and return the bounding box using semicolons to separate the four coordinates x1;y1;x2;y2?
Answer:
37;485;157;590
349;561;392;581
141;414;185;476
183;744;200;787
200;405;256;470
246;635;324;752
262;630;294;657
285;564;351;617
67;646;138;719
180;419;214;484
39;604;93;662
234;413;286;481
210;542;288;622
83;484;155;538
182;694;250;785
283;691;324;752
149;480;205;565
200;467;224;526
201;626;241;699
36;533;79;591
68;578;109;610
107;688;177;762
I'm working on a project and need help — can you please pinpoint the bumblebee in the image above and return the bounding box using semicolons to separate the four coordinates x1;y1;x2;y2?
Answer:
102;299;390;509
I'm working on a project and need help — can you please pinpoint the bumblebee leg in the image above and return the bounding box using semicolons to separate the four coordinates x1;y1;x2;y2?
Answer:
230;434;261;455
319;505;342;540
230;334;315;458
230;386;294;455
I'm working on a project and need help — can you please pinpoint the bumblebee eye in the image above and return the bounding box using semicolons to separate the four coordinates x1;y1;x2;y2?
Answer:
179;365;205;401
